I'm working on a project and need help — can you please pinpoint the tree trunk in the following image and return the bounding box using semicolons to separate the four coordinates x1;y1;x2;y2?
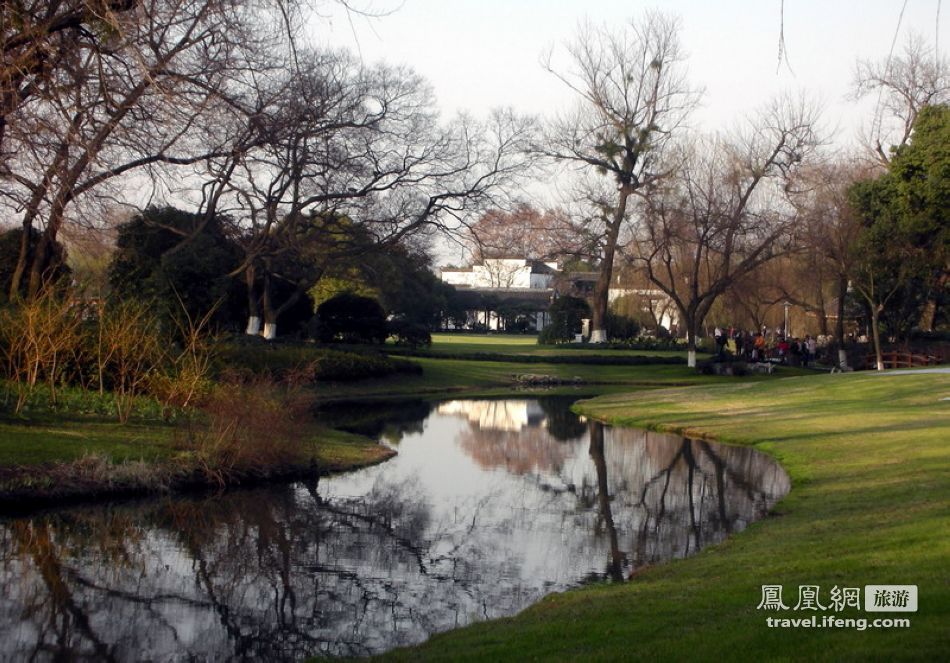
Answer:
870;305;884;371
9;220;32;300
26;233;52;297
244;265;261;335
918;273;945;332
261;273;277;341
262;320;277;340
815;287;829;337
27;194;71;298
590;187;631;343
686;318;698;368
10;134;70;299
246;316;262;335
835;274;849;370
919;299;937;332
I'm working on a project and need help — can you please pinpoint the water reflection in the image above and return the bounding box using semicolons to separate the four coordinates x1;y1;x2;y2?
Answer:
0;398;789;660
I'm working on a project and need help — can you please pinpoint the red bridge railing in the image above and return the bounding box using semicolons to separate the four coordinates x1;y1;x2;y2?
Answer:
864;351;942;369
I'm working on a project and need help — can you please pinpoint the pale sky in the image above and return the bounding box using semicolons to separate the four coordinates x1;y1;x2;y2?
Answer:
315;1;945;140
312;1;945;262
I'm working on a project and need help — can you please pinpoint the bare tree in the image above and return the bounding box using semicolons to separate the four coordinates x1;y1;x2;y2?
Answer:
202;50;535;339
787;159;872;367
2;0;297;299
464;203;583;263
540;12;700;342
853;33;949;165
0;0;137;164
634;97;821;367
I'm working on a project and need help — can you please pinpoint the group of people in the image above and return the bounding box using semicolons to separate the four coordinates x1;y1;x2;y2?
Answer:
713;326;819;366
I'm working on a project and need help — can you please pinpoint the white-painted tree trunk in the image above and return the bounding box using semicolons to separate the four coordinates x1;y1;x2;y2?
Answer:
688;349;697;368
589;328;607;343
245;316;261;336
838;349;848;370
263;322;277;340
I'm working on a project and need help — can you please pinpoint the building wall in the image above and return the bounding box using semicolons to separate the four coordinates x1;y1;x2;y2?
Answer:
441;269;475;287
477;259;530;288
442;259;556;290
441;259;679;334
608;287;680;331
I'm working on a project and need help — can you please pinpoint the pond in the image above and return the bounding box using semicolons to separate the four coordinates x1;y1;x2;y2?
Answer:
0;397;789;660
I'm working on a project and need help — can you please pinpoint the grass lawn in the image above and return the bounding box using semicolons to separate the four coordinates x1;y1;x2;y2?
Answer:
306;426;396;470
310;355;811;401
0;409;389;470
0;409;387;461
382;371;949;661
0;419;178;465
394;332;700;359
315;333;802;401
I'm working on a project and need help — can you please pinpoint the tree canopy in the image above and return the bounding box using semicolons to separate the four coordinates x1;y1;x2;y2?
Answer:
539;295;590;344
108;207;245;327
848;104;949;366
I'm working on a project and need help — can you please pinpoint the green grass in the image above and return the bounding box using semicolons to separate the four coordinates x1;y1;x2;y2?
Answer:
0;375;391;475
381;371;950;661
310;355;807;401
398;332;697;358
0;414;392;471
320;332;797;400
308;427;395;470
0;419;178;465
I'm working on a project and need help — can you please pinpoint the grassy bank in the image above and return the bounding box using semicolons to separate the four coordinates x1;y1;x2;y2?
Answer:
307;357;703;401
383;371;949;661
309;355;802;401
0;417;393;513
0;379;394;513
0;336;800;511
389;333;697;359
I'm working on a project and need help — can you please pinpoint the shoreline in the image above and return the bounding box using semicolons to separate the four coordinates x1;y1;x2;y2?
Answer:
378;372;948;661
0;439;395;517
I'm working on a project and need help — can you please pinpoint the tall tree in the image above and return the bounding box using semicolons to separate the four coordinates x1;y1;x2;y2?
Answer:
634;98;821;366
849;104;949;370
209;50;533;339
108;206;245;327
788;159;872;368
540;11;700;343
2;0;297;299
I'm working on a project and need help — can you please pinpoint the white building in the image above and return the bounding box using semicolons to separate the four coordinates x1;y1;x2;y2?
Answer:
440;258;558;290
439;257;679;334
440;259;557;331
607;287;680;333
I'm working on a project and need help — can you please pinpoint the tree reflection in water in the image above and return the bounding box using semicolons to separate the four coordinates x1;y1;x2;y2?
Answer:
0;398;788;660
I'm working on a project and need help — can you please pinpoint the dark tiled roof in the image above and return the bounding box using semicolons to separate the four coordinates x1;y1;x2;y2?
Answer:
529;261;557;274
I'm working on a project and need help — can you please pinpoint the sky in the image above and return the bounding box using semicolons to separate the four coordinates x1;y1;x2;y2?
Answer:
315;0;945;132
311;1;946;261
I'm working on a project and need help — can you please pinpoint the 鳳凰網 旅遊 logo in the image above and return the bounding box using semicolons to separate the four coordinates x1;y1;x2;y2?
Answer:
756;584;916;630
863;585;917;612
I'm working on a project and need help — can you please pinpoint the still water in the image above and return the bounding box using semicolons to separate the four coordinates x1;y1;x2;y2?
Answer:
0;398;789;660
